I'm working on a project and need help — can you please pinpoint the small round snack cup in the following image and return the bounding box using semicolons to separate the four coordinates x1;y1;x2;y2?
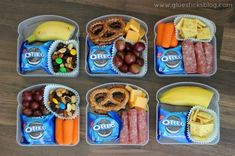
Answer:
48;40;79;77
174;14;216;42
44;84;80;120
111;37;147;77
187;106;218;144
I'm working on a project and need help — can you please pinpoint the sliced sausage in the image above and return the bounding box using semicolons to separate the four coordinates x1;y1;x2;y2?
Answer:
195;42;207;74
119;111;129;144
182;40;197;73
203;42;214;74
137;109;147;144
128;109;138;144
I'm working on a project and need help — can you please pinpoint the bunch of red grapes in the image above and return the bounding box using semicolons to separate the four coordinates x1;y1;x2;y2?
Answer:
22;87;50;117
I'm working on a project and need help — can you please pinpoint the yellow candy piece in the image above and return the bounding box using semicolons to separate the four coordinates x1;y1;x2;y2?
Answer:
70;49;77;55
52;98;58;104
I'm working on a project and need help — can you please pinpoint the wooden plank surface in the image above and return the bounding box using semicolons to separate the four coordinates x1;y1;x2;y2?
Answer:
0;0;235;156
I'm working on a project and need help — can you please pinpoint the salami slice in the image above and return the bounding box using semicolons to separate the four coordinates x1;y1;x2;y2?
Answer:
194;42;207;74
137;109;147;144
128;109;138;144
182;40;197;73
203;42;214;74
119;111;129;144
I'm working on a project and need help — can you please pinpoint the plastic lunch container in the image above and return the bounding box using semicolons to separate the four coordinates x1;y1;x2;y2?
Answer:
85;14;148;77
154;14;217;77
85;82;149;145
17;15;80;77
156;82;220;145
16;83;80;146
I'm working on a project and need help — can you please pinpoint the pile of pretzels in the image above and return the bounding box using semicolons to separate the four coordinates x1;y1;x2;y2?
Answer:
87;17;126;45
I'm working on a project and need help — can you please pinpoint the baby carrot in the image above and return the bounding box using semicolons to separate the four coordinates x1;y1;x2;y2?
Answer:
170;27;178;47
156;23;165;46
162;23;174;48
72;117;79;145
63;119;74;145
55;118;64;145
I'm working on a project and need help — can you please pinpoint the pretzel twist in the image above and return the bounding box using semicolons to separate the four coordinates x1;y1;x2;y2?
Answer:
89;86;129;114
88;17;126;45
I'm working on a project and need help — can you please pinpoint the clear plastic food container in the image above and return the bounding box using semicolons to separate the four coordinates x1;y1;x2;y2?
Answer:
156;82;220;145
17;15;80;77
85;14;148;77
154;14;217;77
16;83;80;146
85;82;149;145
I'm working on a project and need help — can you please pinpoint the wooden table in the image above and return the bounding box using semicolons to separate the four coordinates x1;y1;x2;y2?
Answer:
0;0;234;156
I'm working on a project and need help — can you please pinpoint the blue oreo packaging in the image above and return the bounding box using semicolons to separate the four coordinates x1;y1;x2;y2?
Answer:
88;112;122;144
158;107;189;143
87;40;116;74
156;46;184;74
87;39;116;74
21;114;55;145
20;41;53;73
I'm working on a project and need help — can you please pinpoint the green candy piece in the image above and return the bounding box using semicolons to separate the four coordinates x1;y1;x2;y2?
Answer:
56;58;63;64
59;67;67;73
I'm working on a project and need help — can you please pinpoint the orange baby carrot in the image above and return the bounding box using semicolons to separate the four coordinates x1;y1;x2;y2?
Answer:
162;23;174;48
170;27;178;47
63;119;74;145
72;117;79;145
156;23;165;46
55;118;64;145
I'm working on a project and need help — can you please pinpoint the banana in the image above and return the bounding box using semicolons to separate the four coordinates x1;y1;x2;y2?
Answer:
27;21;75;43
159;86;214;108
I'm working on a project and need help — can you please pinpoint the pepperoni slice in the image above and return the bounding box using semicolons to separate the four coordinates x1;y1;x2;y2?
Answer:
137;109;147;144
128;109;138;144
195;42;207;74
119;111;129;144
203;42;214;74
182;40;197;73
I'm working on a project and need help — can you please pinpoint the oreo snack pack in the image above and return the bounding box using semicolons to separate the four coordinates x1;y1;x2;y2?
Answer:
21;114;55;145
87;39;116;74
20;41;53;73
88;111;122;144
156;46;184;74
158;107;189;143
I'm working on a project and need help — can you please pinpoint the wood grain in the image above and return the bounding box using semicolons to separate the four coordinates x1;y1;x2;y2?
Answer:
0;0;234;156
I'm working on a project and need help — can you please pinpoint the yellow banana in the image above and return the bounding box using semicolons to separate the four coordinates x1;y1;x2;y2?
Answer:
27;21;75;43
159;86;214;108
